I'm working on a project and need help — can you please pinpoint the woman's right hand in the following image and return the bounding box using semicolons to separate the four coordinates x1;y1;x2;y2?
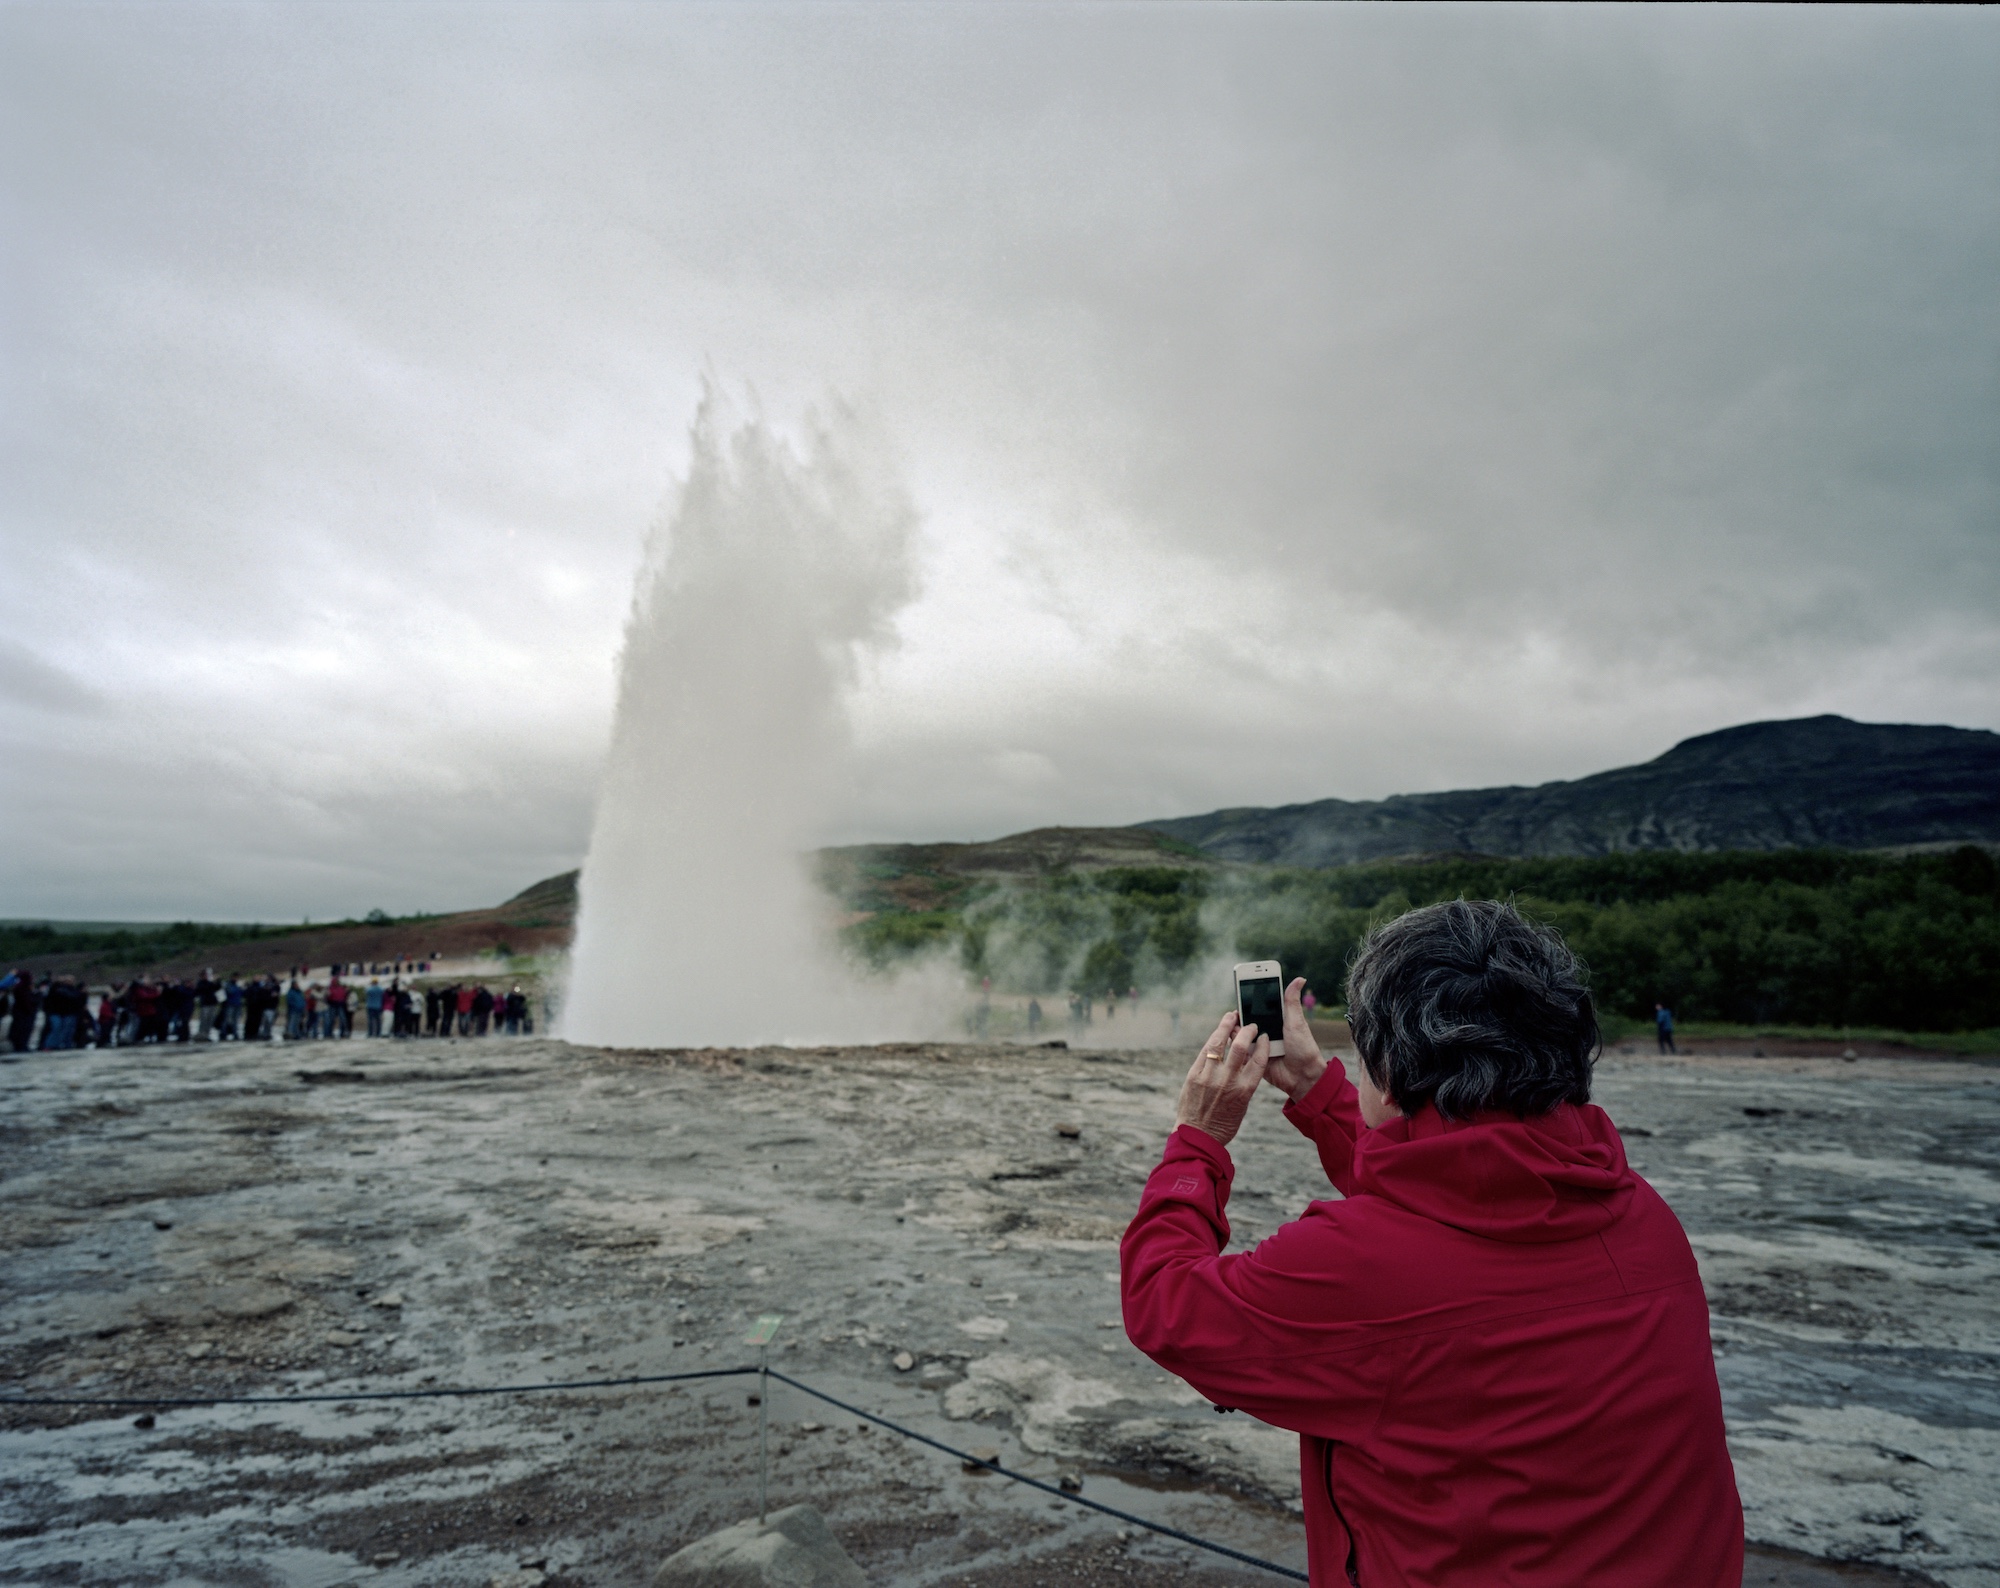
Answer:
1264;976;1329;1104
1174;1009;1267;1147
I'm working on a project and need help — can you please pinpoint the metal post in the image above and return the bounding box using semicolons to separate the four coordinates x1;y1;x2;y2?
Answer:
743;1312;782;1527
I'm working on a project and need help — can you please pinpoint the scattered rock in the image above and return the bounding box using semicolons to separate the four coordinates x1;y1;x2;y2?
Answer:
653;1503;866;1587
1055;1123;1082;1139
1059;1472;1083;1493
151;1219;173;1231
372;1552;400;1565
962;1446;1002;1473
956;1316;1008;1340
798;1421;823;1433
487;1572;544;1588
132;1413;155;1429
325;1329;362;1347
139;1280;295;1327
371;1292;404;1309
891;1350;915;1371
184;1341;213;1360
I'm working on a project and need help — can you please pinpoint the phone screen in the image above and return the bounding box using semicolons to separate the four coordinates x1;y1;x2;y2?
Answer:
1237;976;1283;1042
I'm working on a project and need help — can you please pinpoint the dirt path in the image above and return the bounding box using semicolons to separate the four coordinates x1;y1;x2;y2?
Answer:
2;1037;1993;1586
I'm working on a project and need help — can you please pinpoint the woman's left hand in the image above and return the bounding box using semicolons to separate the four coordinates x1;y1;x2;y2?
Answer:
1174;1009;1268;1147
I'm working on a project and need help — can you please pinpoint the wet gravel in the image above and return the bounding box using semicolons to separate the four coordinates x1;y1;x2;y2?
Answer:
1;1034;1993;1586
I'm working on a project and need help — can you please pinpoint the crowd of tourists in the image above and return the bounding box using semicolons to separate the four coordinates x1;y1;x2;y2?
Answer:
0;968;537;1053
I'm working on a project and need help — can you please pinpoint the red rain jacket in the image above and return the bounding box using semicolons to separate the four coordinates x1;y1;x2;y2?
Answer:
1122;1067;1742;1586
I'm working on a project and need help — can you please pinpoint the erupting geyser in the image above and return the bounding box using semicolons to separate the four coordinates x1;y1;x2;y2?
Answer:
563;389;923;1046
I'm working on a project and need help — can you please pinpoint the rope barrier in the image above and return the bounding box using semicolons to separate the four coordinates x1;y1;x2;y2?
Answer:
0;1366;756;1407
1;1364;1309;1582
763;1368;1308;1581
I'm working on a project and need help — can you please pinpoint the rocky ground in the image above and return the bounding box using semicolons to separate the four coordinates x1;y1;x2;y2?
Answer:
1;1033;1994;1587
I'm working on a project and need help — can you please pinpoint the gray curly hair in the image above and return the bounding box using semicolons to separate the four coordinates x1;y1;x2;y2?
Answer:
1345;899;1599;1121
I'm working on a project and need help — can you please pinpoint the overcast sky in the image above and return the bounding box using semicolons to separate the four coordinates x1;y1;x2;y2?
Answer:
3;3;1995;921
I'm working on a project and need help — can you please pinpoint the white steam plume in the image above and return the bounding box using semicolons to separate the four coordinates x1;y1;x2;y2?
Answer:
563;388;929;1047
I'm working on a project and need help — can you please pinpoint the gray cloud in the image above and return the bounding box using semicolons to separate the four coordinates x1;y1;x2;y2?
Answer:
0;639;103;716
1;4;1994;917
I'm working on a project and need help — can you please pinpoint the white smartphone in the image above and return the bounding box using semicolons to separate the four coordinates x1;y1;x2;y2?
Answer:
1232;960;1286;1058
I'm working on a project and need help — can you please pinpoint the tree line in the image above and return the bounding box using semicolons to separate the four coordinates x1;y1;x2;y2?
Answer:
0;907;440;972
843;845;2000;1033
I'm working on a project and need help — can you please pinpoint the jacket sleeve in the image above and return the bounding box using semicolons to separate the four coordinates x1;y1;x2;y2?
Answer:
1120;1125;1387;1439
1281;1064;1367;1195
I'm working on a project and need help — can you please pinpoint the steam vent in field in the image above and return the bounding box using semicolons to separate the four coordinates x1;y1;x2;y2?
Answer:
7;714;1996;985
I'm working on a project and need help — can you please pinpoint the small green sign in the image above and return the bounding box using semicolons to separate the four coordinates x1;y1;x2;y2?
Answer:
744;1314;783;1347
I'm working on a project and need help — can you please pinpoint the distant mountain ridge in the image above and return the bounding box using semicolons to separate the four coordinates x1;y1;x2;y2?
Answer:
1137;715;2000;867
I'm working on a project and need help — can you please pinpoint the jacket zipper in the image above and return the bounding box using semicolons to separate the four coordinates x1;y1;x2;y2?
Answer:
1323;1441;1362;1585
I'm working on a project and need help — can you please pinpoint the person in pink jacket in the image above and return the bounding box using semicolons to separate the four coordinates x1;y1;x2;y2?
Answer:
1122;899;1741;1586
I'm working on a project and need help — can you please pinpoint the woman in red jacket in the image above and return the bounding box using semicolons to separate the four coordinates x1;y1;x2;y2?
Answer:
1122;899;1741;1586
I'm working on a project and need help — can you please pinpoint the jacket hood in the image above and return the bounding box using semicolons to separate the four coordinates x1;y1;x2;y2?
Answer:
1351;1101;1635;1243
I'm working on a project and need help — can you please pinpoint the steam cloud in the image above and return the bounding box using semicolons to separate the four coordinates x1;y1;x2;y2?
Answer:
564;390;930;1047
